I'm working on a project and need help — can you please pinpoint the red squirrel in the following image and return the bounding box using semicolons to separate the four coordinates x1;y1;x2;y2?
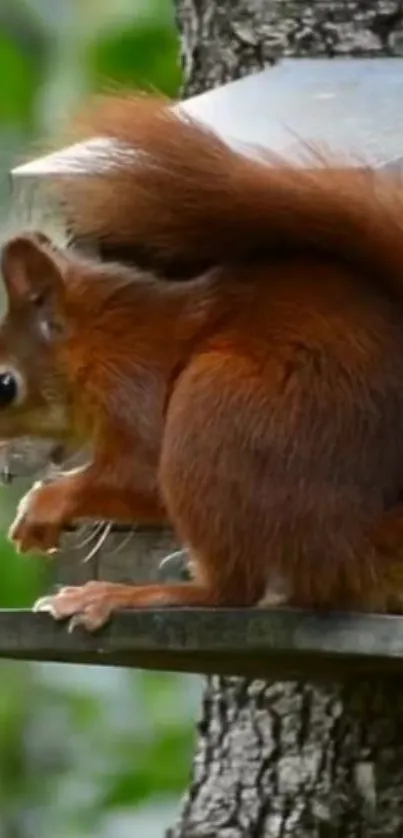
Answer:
2;95;403;629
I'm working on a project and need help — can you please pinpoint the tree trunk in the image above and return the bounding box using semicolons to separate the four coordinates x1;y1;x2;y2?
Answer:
176;0;403;97
169;1;403;836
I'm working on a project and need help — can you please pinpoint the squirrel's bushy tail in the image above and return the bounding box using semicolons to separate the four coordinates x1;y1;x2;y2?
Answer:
59;94;403;291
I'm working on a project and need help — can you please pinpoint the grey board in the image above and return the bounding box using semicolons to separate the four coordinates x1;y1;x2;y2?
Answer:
3;608;403;681
11;58;403;180
184;58;403;167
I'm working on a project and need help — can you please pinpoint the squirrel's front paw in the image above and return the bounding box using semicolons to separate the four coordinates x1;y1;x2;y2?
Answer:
8;481;66;555
33;581;118;631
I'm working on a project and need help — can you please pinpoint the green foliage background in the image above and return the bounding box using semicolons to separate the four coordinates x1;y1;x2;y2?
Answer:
0;3;200;836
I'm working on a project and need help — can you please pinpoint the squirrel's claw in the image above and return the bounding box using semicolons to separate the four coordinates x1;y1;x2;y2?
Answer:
32;595;60;617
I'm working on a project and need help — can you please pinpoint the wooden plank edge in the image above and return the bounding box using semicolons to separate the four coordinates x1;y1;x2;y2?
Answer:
1;608;403;680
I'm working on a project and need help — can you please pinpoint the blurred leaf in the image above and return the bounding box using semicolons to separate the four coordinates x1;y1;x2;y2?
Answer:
0;533;47;607
89;22;181;96
98;725;193;807
0;32;40;129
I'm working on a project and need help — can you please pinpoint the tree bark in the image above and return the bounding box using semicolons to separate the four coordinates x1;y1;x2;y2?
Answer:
176;0;403;97
169;677;403;837
169;1;403;836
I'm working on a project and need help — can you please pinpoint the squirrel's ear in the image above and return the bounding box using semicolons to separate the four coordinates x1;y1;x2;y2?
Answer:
1;233;65;307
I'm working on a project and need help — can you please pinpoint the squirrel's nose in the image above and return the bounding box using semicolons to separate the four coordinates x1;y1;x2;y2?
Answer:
0;372;19;407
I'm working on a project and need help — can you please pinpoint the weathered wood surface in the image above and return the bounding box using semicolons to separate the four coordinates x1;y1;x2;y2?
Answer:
51;525;178;587
3;607;403;680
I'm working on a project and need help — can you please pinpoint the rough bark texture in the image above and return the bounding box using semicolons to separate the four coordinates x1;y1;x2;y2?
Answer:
176;0;403;97
169;677;403;837
169;1;403;836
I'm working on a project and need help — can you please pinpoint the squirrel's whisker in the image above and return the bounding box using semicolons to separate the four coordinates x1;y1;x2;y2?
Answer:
82;521;112;564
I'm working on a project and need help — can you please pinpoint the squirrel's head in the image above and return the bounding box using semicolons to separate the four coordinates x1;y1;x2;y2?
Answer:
0;232;74;443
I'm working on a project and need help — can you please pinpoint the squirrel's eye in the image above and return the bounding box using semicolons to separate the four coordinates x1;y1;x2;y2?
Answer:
0;372;22;408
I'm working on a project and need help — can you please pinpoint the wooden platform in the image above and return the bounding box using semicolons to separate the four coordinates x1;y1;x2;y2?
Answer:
0;525;401;681
2;607;403;681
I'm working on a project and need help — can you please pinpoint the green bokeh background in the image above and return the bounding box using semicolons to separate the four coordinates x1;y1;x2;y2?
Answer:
0;3;200;836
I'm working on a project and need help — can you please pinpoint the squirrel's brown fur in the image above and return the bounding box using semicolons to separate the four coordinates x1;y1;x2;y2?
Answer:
3;95;403;628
